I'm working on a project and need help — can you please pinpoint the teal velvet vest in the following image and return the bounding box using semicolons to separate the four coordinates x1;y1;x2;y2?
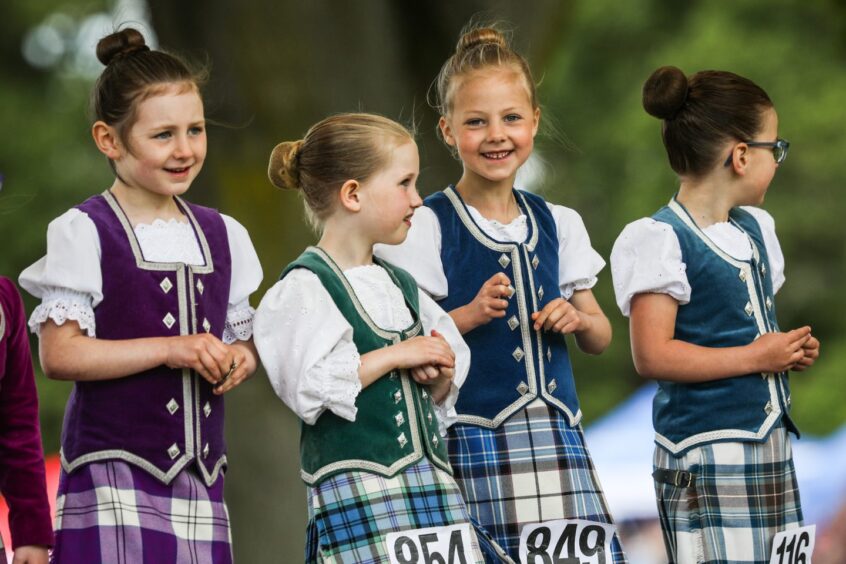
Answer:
282;247;452;485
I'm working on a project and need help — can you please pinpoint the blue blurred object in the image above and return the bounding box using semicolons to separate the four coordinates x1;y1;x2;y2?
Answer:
584;383;846;526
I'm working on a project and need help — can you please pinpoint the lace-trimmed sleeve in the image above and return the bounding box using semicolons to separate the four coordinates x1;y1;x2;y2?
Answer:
548;204;607;300
221;214;263;343
253;269;362;424
19;209;102;337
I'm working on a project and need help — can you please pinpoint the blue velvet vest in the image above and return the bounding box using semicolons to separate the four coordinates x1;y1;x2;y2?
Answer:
427;186;580;428
652;198;797;456
63;191;231;486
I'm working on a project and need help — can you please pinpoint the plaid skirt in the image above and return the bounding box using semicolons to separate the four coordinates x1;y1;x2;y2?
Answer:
305;457;507;563
50;460;232;564
448;400;627;562
653;424;803;564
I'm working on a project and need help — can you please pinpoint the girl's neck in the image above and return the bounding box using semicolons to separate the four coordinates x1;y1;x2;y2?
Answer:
110;180;184;226
318;222;374;271
676;176;738;228
455;174;520;224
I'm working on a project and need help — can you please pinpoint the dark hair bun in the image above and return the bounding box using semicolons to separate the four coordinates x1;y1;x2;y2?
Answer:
643;66;689;120
96;28;149;66
456;27;506;54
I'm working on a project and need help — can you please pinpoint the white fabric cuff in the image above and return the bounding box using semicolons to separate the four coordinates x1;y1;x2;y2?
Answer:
29;290;96;337
223;306;255;344
306;348;362;422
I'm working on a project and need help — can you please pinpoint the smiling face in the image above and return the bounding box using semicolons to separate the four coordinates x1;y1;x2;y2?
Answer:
113;83;206;199
439;66;540;191
358;139;422;246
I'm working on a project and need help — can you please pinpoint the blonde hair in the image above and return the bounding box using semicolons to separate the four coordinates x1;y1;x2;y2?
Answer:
433;24;538;118
268;113;414;230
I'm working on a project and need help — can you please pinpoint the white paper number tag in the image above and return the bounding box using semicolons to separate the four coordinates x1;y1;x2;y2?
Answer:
768;525;815;564
519;519;616;564
386;523;476;564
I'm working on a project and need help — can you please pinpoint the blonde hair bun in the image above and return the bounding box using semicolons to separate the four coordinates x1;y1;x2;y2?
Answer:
268;140;304;190
456;27;507;54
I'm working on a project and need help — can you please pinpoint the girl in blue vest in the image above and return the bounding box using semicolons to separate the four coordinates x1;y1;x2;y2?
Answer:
254;113;509;563
19;29;262;563
610;66;820;563
376;27;626;561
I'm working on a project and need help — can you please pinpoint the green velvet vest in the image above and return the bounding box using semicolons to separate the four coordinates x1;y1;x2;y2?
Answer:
282;247;453;486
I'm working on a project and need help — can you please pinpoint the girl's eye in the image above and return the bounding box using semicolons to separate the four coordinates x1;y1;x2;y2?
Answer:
189;126;205;136
504;114;522;123
154;131;172;140
465;118;484;127
400;177;413;187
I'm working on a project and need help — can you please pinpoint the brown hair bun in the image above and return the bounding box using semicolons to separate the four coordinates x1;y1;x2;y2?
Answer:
456;27;507;54
268;140;304;190
96;28;149;66
643;66;689;120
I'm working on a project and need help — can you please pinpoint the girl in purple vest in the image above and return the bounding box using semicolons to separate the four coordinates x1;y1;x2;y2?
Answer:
19;29;262;563
610;67;820;563
0;277;53;563
254;114;509;562
376;26;625;561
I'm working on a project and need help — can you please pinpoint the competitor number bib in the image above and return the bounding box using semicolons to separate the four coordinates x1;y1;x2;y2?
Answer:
769;525;815;564
386;523;476;564
519;519;616;564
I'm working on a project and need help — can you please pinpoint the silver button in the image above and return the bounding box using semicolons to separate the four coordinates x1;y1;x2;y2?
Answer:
538;286;545;300
167;443;180;460
432;434;439;446
512;347;525;362
764;401;773;414
760;263;767;276
787;395;792;406
397;433;408;448
526;243;535;253
421;389;429;399
203;443;210;459
197;279;205;295
516;381;529;395
744;302;753;316
394;412;405;427
427;412;433;424
532;255;539;270
166;399;179;415
498;254;511;268
203;401;211;417
393;390;402;404
548;379;557;393
738;270;747;282
160;277;173;293
547;347;552;362
507;315;519;331
163;313;176;329
766;297;773;310
202;318;211;333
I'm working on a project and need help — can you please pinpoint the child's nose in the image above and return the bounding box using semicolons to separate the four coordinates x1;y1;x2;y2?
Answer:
173;136;193;158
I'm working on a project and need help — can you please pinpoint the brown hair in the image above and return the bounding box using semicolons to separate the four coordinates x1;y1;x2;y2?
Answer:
643;66;773;177
433;25;538;117
268;113;415;230
92;28;205;149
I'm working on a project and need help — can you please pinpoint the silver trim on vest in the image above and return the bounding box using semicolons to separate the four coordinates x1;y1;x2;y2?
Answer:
507;315;519;331
166;399;179;415
163;313;176;329
160;277;173;293
498;254;511;268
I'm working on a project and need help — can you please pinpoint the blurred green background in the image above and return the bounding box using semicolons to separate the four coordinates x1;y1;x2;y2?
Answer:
2;0;845;560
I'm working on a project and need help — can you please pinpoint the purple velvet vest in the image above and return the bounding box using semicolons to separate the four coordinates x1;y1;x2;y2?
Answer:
61;191;232;486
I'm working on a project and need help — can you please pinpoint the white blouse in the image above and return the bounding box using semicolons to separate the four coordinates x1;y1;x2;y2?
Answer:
19;208;263;343
374;202;606;300
610;206;785;317
253;263;470;433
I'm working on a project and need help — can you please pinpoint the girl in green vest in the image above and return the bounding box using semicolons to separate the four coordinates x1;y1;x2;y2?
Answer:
254;113;510;563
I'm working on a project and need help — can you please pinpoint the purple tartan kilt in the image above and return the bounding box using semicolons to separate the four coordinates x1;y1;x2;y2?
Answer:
50;460;232;564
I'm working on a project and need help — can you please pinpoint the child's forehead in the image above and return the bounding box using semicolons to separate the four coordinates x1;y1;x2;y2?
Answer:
449;66;534;108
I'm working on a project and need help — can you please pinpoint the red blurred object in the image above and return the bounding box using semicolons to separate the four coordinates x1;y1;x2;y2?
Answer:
0;453;59;558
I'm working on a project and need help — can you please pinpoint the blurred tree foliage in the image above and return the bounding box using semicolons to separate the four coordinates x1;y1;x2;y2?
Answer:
2;0;844;560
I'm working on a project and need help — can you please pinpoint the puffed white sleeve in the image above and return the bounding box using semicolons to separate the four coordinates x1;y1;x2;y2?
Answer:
740;206;786;293
610;218;691;317
374;206;448;299
253;269;362;425
18;209;102;337
417;289;470;433
548;204;607;299
220;215;263;344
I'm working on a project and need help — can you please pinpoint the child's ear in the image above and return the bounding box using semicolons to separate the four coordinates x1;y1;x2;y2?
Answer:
531;107;541;138
728;143;749;176
438;116;456;147
339;179;362;212
92;121;122;160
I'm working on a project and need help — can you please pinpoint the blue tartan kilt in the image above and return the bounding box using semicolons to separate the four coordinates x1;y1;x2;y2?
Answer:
653;423;803;564
304;457;510;563
447;400;627;562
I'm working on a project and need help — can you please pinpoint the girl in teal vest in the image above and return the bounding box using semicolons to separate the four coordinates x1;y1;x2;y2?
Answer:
254;114;508;563
611;66;820;563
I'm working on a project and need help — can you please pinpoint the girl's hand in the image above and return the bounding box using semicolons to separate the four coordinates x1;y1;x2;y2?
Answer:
213;339;260;395
751;327;812;373
409;331;456;403
451;273;511;333
791;334;820;372
12;545;49;564
165;333;234;387
392;335;455;370
531;298;585;334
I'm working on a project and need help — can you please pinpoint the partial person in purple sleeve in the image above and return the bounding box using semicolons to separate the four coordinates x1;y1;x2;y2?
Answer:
18;28;261;563
0;277;53;563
